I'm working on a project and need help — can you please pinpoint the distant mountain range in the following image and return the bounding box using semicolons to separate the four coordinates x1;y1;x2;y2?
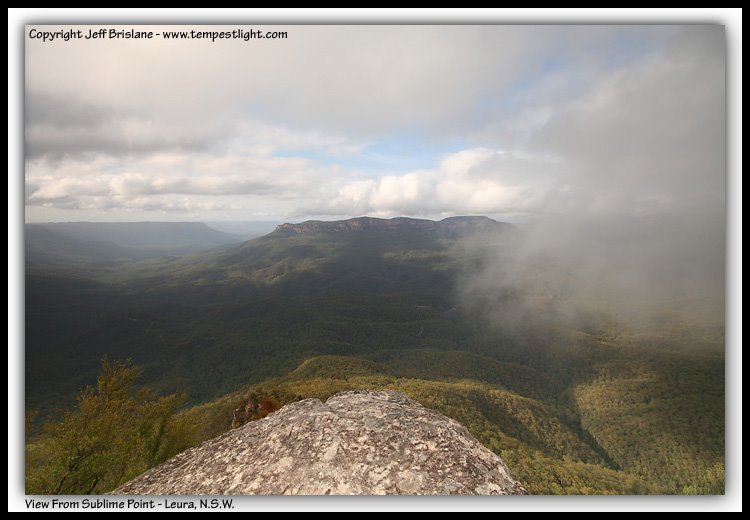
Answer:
31;221;245;248
25;222;246;264
25;217;510;266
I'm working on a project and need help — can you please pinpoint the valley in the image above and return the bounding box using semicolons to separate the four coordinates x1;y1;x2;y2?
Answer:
24;217;725;495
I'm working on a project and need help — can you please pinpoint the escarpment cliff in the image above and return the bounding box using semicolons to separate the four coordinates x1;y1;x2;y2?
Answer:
274;216;507;235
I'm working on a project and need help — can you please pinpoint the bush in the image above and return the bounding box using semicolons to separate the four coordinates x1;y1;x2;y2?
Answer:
25;359;186;495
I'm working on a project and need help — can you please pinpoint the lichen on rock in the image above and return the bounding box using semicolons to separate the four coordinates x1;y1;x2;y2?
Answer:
114;390;527;495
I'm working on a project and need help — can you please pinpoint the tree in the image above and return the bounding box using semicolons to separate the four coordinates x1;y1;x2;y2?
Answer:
26;358;186;495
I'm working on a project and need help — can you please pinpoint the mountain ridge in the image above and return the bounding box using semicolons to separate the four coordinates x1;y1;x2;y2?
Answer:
274;216;508;235
32;221;244;249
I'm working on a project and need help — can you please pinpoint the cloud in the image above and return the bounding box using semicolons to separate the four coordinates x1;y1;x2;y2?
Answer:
451;26;726;328
26;25;659;159
292;148;564;218
25;150;328;216
485;25;725;218
25;92;219;159
26;91;369;161
24;25;724;225
25;26;545;139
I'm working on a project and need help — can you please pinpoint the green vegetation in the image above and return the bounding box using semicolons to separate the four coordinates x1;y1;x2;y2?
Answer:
164;345;720;495
25;360;190;495
169;353;658;494
573;348;725;494
25;223;724;494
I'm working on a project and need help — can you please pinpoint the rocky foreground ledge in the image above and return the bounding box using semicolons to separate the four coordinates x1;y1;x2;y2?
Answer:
114;390;526;495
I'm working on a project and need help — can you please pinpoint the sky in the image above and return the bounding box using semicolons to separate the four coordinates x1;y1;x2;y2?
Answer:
25;25;725;223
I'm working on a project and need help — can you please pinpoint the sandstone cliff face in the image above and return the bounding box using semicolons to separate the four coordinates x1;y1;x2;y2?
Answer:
274;216;506;235
115;390;526;495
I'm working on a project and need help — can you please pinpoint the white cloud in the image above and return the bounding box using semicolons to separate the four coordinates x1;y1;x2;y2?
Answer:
292;148;564;218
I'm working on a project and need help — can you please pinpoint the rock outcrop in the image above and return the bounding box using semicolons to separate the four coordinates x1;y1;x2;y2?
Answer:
114;390;526;495
274;216;507;235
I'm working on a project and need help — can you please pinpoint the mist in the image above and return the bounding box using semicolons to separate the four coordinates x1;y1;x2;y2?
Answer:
459;210;724;336
457;25;725;339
